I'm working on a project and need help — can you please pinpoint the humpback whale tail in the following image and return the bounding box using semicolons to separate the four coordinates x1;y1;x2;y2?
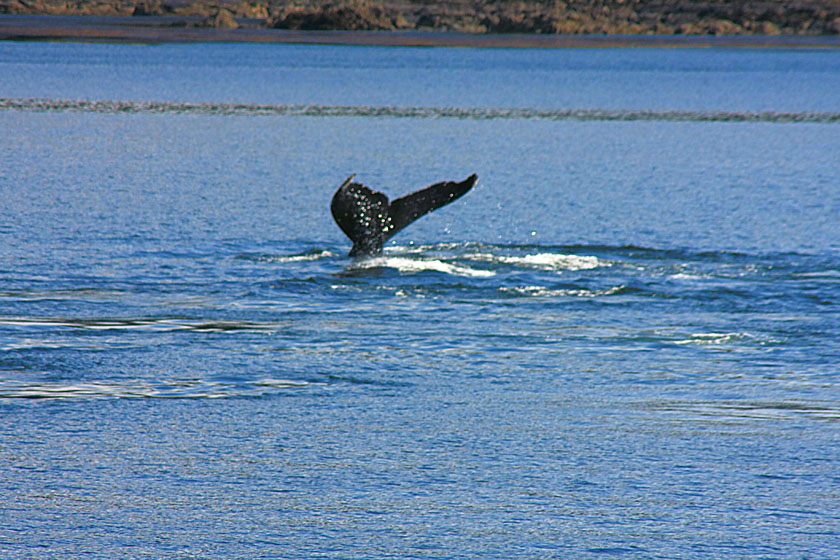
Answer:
331;174;478;257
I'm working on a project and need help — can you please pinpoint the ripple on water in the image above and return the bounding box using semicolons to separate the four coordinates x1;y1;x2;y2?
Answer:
653;400;840;422
3;98;840;124
0;317;280;333
0;378;321;400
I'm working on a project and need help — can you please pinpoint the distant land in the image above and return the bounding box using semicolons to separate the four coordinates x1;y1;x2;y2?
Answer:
3;0;840;36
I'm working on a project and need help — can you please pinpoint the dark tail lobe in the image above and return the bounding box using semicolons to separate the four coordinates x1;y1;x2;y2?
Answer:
385;174;477;241
330;176;390;256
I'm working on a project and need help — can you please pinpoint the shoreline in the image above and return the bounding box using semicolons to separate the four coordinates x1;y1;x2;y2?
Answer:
3;15;840;48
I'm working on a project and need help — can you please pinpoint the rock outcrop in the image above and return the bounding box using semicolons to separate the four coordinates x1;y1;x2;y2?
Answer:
270;0;407;30
193;6;239;26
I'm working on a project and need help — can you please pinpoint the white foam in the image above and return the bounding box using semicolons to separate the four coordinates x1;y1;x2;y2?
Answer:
355;256;495;278
672;332;754;346
669;272;704;280
384;243;461;254
501;285;624;298
271;250;336;263
467;252;605;271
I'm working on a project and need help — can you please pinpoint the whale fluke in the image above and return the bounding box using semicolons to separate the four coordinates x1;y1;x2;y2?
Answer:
331;174;477;257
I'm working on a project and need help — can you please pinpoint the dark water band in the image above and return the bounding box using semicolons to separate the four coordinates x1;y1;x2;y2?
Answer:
3;98;839;124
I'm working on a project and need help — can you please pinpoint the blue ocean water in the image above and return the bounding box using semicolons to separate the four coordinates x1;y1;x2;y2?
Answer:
1;41;839;558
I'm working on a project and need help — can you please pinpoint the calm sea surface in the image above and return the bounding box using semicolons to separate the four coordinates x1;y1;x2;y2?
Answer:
1;41;839;558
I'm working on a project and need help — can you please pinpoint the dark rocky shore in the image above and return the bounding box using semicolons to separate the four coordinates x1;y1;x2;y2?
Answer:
3;0;840;36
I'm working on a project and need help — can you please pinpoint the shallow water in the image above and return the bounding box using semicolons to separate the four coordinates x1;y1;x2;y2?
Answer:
1;42;839;558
